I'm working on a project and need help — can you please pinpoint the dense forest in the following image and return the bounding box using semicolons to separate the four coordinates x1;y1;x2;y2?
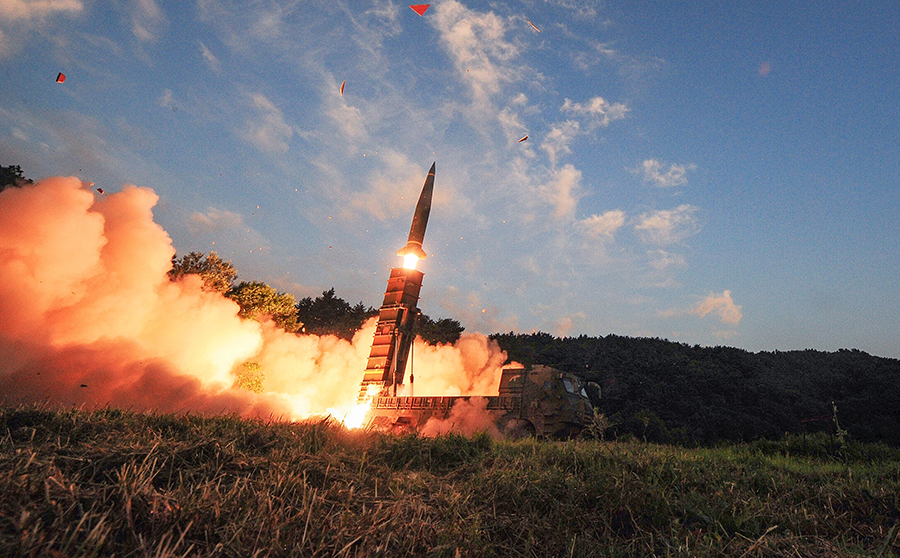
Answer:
491;332;900;447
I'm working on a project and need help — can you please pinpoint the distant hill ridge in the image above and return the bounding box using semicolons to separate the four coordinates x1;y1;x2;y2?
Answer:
491;332;900;446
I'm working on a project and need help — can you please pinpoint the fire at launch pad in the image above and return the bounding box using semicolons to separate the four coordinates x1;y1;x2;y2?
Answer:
354;163;595;438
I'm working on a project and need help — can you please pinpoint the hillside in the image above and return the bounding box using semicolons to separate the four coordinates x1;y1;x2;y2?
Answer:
2;407;898;557
492;332;900;446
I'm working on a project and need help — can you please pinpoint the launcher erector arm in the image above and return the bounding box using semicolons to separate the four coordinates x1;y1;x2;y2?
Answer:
357;267;423;401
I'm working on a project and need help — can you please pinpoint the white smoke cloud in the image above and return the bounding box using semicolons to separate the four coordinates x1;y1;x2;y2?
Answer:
0;177;509;422
419;397;501;438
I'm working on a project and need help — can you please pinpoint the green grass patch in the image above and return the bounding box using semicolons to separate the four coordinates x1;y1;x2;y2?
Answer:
1;405;898;557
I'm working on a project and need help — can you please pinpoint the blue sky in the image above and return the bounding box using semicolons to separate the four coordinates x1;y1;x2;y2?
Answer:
2;0;898;358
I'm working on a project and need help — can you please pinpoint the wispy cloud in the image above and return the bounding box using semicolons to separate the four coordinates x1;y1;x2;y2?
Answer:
0;0;82;20
346;150;425;221
129;0;165;42
638;159;696;187
157;89;176;110
540;120;580;165
647;249;686;271
540;96;628;165
693;290;743;324
199;41;221;72
433;1;522;112
561;96;629;128
658;290;742;326
188;207;269;253
635;204;700;246
240;93;293;154
0;0;83;57
578;210;625;239
540;164;582;219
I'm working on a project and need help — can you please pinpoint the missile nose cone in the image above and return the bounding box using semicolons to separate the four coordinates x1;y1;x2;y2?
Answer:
398;162;435;259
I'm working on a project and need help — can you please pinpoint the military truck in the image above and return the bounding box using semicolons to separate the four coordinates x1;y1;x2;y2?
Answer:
364;364;595;438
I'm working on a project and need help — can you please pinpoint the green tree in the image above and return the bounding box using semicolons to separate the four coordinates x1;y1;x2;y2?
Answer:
295;288;377;340
0;165;33;192
417;315;465;345
227;281;300;332
169;251;237;293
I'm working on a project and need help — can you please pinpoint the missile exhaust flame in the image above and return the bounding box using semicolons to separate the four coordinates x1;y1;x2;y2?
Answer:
402;254;420;270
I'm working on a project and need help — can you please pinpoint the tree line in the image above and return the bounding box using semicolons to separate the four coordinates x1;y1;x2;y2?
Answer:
491;331;900;447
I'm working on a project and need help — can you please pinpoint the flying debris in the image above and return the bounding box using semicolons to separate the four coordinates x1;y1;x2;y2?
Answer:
56;72;66;83
340;80;345;95
409;4;430;16
527;19;541;32
517;135;529;143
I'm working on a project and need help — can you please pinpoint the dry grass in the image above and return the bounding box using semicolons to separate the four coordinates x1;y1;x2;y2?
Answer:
1;405;898;557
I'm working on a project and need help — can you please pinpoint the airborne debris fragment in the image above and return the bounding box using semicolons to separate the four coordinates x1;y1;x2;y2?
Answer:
56;72;66;83
527;19;541;32
517;135;529;143
409;4;429;16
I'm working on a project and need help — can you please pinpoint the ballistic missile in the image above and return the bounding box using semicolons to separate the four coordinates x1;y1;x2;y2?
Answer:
397;162;435;261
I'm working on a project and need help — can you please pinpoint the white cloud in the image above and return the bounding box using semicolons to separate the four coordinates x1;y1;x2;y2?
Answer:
188;207;270;253
240;93;293;154
647;249;686;271
561;96;629;128
0;0;82;20
158;89;175;110
497;106;528;146
188;207;243;233
578;210;625;239
540;164;582;219
638;159;696;188
551;312;585;337
539;96;627;165
0;0;82;57
129;0;165;42
635;204;699;246
433;1;521;112
199;41;221;72
693;290;743;324
540;120;580;165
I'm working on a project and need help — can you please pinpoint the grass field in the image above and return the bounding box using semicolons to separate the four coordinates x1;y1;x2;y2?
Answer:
2;406;898;557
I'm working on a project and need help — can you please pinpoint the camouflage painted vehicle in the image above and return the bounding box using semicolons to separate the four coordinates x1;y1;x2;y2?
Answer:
365;364;594;438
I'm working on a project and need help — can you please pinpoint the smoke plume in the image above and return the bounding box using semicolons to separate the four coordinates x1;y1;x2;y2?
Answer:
0;177;507;422
419;397;501;438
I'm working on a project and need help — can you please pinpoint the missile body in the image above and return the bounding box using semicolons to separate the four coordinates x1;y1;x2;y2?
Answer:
397;162;435;260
